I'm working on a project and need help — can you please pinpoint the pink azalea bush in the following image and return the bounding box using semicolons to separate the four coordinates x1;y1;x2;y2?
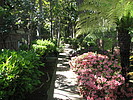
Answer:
69;52;133;100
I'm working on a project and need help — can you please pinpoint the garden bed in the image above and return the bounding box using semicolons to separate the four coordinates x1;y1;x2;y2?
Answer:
25;56;58;100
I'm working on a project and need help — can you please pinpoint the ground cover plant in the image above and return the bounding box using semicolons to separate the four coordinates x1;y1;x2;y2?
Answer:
0;50;43;100
69;52;133;100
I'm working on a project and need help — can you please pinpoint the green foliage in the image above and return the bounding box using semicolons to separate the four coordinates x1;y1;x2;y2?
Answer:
77;0;133;34
129;54;133;69
84;30;117;50
76;0;133;52
0;0;78;47
0;7;4;16
32;39;58;56
51;38;65;52
0;50;43;100
48;0;78;40
79;0;129;29
57;44;65;52
19;44;29;51
0;0;50;36
62;37;79;49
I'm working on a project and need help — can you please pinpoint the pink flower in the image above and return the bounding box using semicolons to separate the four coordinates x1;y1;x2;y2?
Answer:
69;52;131;100
104;65;109;69
127;87;133;92
96;72;102;76
89;74;94;78
97;76;107;83
87;96;94;100
126;93;133;97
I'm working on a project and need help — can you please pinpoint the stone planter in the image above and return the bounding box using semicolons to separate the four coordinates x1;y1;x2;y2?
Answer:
45;57;58;100
25;56;58;100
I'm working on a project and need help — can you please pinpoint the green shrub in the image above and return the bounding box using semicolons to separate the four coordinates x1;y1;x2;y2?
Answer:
32;44;47;56
19;44;29;50
0;50;43;100
32;39;58;56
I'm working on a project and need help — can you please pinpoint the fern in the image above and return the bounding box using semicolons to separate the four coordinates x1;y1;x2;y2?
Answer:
76;0;133;51
77;0;133;34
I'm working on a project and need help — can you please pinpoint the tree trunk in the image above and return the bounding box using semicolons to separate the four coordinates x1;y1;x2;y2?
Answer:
37;0;43;38
57;17;61;47
72;24;75;38
118;28;131;83
50;0;53;40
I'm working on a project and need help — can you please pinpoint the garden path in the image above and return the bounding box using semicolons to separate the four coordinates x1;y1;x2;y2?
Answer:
53;44;83;100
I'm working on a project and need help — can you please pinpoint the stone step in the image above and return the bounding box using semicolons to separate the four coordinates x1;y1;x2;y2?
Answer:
53;44;83;100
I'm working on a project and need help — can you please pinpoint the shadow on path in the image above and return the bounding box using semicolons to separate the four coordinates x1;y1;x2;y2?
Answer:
53;44;83;100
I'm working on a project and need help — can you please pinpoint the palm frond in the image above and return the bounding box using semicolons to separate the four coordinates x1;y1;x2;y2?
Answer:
77;0;133;35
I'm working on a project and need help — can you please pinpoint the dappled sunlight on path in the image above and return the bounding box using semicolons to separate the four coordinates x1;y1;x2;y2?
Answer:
53;44;83;100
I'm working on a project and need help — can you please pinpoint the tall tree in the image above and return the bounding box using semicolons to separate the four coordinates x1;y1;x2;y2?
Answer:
77;0;133;82
48;0;78;45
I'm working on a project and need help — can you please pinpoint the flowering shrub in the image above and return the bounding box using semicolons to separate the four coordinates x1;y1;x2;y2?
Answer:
69;52;133;100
